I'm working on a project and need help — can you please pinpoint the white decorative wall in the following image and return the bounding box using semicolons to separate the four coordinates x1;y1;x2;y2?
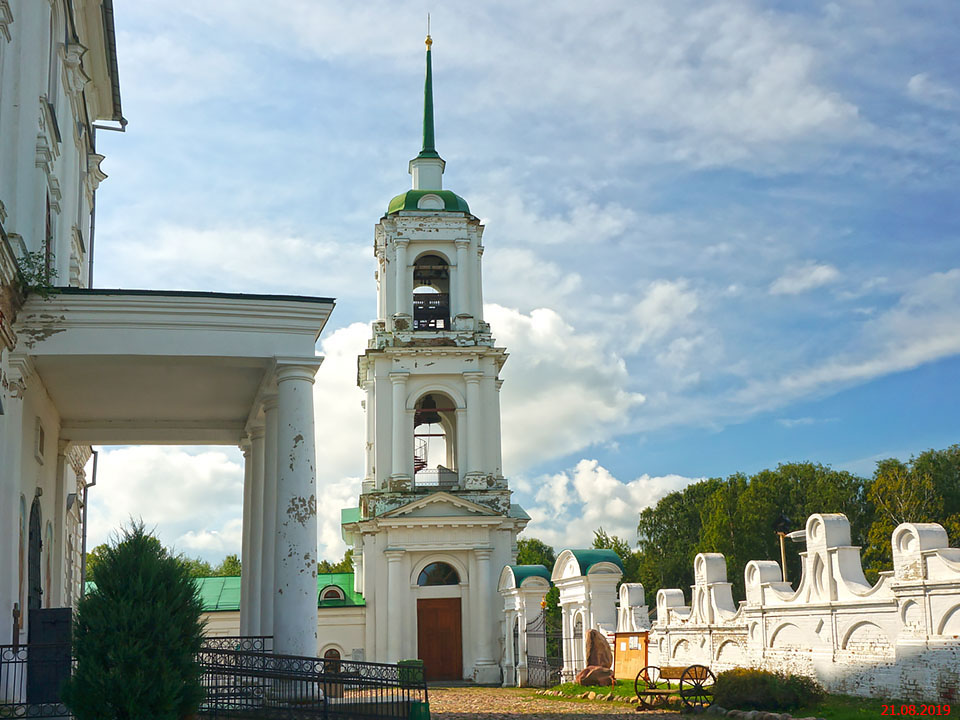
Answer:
616;513;960;702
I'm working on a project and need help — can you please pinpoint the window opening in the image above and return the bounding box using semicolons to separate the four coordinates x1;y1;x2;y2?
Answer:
414;393;458;488
413;254;449;330
417;562;460;586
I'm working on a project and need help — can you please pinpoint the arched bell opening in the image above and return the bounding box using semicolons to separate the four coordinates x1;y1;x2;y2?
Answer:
412;254;450;330
414;392;458;488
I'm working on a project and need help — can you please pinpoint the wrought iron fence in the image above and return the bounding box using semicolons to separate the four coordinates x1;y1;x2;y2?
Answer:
1;637;422;720
0;643;73;719
197;647;428;719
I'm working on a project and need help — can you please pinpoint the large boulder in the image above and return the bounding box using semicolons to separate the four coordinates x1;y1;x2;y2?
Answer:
584;629;613;668
575;665;615;687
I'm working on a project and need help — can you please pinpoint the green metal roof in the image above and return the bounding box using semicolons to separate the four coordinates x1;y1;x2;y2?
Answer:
507;564;552;586
565;549;625;574
90;573;369;613
317;572;365;608
341;507;361;525
387;189;470;215
195;575;242;611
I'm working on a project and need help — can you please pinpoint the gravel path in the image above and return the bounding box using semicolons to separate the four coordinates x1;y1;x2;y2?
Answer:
427;686;680;719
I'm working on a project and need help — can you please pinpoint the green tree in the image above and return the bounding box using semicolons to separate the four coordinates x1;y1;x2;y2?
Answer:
863;446;960;577
84;543;110;580
179;556;215;578
64;522;206;720
516;537;556;570
637;477;724;605
214;553;242;576
318;548;353;574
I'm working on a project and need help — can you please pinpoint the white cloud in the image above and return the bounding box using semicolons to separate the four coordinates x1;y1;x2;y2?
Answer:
489;305;646;472
103;224;369;298
87;446;243;561
629;279;700;350
523;459;697;548
738;269;960;408
769;262;841;295
907;73;958;110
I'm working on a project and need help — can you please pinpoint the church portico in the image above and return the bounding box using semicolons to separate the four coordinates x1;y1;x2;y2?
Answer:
3;288;332;650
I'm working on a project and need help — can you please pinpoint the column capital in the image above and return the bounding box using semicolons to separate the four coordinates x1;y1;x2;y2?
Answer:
389;371;410;384
240;439;252;455
463;371;484;384
275;357;323;384
395;238;410;249
455;238;470;250
495;378;504;391
474;546;494;560
261;392;279;412
385;548;406;561
248;424;265;441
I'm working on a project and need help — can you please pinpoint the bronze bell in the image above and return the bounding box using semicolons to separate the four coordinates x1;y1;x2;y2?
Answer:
415;394;442;426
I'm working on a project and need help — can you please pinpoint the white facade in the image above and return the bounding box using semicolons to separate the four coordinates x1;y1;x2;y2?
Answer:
338;36;528;683
612;513;960;702
1;0;121;644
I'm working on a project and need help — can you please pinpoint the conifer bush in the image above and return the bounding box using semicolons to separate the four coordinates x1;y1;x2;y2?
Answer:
63;522;206;720
714;668;825;710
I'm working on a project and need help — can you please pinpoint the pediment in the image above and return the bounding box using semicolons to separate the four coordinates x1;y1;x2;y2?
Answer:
381;492;498;519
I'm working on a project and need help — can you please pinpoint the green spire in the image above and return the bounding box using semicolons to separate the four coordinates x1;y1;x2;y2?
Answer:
418;35;440;159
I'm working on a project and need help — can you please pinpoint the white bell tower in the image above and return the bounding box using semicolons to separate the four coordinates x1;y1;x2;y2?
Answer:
358;32;508;506
341;33;528;684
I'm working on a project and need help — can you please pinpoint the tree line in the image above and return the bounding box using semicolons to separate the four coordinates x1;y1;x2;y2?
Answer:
518;444;960;611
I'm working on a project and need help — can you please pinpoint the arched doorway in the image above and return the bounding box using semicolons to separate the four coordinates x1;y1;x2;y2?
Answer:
416;561;462;681
28;497;42;613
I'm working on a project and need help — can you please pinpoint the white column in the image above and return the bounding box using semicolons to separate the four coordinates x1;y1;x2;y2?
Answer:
247;425;265;637
239;440;253;635
394;240;409;321
363;379;374;484
260;393;279;637
503;611;515;687
464;372;483;477
473;547;499;682
389;372;409;486
473;245;485;323
517;608;528;686
493;379;504;477
385;549;404;663
0;378;25;645
273;363;320;658
455;239;470;318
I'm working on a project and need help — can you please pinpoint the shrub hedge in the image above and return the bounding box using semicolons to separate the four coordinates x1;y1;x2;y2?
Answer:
714;668;826;710
63;522;206;720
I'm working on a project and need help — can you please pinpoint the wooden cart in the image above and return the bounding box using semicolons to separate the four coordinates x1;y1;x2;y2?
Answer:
633;664;716;710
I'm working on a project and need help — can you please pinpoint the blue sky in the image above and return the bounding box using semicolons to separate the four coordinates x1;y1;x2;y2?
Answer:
87;1;960;560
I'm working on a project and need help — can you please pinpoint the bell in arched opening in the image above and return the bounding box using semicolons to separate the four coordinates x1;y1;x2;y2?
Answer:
414;394;442;427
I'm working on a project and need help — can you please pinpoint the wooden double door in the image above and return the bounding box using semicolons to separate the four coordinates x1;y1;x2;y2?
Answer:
416;597;463;681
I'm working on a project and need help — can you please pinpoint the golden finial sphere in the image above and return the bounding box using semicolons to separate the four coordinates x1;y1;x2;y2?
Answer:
425;35;433;48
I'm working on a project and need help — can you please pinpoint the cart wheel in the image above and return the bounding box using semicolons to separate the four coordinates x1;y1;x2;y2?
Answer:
679;664;715;709
634;665;665;710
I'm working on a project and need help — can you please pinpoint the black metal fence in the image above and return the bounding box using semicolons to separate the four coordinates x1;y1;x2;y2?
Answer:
0;637;427;720
197;644;428;719
0;643;73;718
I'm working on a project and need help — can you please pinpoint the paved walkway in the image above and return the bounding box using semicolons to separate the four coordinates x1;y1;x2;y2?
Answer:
427;686;678;719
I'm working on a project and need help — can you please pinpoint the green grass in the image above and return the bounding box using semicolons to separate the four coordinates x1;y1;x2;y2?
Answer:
792;695;958;720
550;679;638;699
